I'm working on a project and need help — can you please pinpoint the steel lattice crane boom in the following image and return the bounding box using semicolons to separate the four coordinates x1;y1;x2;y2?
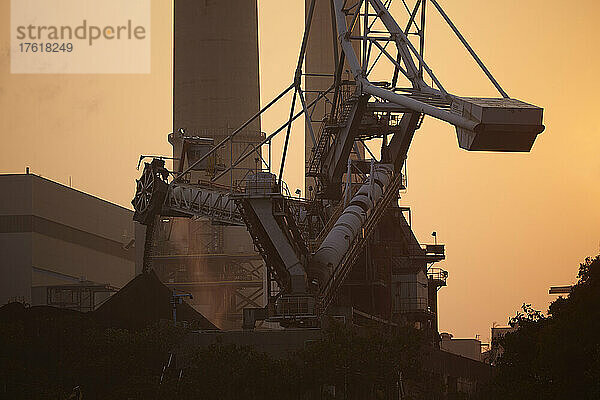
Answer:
132;0;544;329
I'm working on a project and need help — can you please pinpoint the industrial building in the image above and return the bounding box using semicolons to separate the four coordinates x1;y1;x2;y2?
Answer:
440;332;483;362
0;172;135;310
482;324;519;364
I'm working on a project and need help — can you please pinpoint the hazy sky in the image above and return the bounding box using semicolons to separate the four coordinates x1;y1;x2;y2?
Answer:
1;0;599;342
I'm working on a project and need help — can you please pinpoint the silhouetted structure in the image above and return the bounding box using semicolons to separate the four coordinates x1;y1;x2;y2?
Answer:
94;270;217;330
0;173;135;307
131;0;543;341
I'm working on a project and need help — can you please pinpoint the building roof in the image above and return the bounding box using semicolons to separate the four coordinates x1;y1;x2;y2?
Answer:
0;173;132;212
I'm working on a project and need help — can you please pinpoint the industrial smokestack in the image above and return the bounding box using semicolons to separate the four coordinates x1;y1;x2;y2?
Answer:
173;0;262;171
160;0;264;330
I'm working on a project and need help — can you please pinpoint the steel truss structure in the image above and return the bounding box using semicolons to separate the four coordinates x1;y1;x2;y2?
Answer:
148;217;265;329
132;0;544;330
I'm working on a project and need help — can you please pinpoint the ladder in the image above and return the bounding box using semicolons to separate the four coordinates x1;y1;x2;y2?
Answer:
307;96;359;178
306;120;331;177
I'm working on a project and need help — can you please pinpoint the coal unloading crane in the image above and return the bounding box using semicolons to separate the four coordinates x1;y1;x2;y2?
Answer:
132;0;544;329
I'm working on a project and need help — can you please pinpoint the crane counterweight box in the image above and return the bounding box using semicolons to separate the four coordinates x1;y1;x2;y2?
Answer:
452;97;545;152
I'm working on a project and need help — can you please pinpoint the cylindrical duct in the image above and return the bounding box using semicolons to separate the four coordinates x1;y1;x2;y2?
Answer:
308;164;393;285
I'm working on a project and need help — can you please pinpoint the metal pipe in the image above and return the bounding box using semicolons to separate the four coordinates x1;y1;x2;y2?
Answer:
334;0;363;79
363;83;479;131
419;0;426;78
428;0;509;98
371;39;407;77
366;0;420;81
298;87;317;147
330;51;346;122
279;89;299;185
348;0;365;35
211;84;335;183
330;0;340;72
369;0;446;94
175;82;295;181
297;0;318;73
366;37;391;76
363;0;369;71
404;0;422;34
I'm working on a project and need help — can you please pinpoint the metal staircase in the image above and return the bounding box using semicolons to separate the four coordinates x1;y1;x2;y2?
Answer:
307;95;359;179
306;120;331;178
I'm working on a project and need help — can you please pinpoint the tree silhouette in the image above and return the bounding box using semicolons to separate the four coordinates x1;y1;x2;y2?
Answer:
487;255;600;399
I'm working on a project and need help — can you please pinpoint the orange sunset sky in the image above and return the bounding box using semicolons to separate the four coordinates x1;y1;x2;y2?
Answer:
1;0;599;342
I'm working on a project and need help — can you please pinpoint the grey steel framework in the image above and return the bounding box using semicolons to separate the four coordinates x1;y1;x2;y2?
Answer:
46;283;119;312
132;0;544;329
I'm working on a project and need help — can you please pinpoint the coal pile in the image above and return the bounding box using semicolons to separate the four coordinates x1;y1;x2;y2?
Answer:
93;270;218;330
0;301;92;325
0;271;217;331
